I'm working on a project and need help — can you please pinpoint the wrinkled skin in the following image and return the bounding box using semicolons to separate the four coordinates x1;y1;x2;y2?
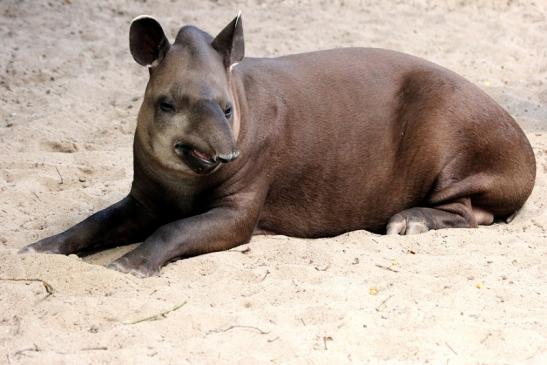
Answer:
20;15;536;277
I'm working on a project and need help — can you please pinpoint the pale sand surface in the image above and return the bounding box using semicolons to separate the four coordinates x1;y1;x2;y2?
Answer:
0;1;546;364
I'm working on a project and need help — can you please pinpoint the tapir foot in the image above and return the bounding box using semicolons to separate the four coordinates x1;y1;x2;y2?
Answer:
386;206;474;235
386;215;429;235
107;255;160;278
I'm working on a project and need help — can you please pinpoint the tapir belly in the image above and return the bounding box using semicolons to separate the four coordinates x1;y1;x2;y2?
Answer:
257;136;435;237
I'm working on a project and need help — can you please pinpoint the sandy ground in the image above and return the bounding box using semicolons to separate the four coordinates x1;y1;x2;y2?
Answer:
1;0;546;364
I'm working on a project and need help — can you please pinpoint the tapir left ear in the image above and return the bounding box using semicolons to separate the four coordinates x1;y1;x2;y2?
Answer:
211;13;244;68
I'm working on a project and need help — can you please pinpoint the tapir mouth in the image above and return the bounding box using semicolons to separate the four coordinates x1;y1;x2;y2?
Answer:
174;143;239;174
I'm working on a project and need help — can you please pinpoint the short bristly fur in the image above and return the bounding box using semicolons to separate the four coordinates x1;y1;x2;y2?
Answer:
20;15;536;277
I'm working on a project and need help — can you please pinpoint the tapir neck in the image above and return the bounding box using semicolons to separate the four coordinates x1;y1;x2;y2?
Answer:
225;62;262;163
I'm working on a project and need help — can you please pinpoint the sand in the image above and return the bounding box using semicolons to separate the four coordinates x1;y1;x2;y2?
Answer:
1;0;546;364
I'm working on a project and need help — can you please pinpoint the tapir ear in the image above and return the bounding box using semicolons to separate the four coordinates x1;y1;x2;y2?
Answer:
211;13;244;68
129;16;170;67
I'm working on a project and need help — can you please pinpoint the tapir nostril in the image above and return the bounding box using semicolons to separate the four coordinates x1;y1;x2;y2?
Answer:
173;142;185;155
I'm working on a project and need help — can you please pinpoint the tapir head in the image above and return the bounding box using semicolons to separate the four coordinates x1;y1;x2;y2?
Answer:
129;15;244;175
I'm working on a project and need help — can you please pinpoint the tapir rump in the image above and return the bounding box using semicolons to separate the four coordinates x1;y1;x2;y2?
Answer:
21;15;536;277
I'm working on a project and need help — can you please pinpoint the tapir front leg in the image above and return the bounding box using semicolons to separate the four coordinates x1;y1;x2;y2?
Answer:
19;195;161;255
108;194;263;277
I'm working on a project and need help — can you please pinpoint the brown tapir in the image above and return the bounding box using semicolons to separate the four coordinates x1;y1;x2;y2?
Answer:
20;15;536;277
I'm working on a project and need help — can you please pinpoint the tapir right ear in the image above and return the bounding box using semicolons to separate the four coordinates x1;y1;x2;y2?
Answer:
211;13;244;68
129;16;170;67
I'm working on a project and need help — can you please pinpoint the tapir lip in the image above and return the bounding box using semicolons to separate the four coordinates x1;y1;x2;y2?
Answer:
174;143;219;174
173;142;239;174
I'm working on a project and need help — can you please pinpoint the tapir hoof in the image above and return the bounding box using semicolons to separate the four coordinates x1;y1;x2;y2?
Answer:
386;213;429;235
107;257;160;278
18;238;64;255
18;245;37;254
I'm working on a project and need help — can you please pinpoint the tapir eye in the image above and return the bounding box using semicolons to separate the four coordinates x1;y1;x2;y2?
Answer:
159;100;175;113
224;104;233;119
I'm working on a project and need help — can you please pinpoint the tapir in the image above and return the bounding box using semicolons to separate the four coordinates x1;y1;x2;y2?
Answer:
20;15;536;277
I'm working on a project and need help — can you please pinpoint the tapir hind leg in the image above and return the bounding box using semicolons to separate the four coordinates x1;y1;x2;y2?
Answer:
386;171;529;235
386;198;493;235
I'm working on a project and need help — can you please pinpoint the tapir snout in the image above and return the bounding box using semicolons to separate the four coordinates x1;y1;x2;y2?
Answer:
171;111;240;174
182;99;240;162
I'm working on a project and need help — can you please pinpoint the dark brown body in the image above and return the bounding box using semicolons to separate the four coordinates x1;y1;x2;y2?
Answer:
21;16;536;277
234;48;535;236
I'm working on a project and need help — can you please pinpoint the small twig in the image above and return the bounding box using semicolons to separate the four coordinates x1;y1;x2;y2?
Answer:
14;344;40;357
323;336;333;350
208;325;270;335
32;192;41;202
480;333;491;344
314;263;330;271
267;336;280;343
259;270;270;282
375;294;394;312
375;264;399;273
81;346;108;351
0;278;54;298
125;301;187;325
445;341;457;355
55;166;64;184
